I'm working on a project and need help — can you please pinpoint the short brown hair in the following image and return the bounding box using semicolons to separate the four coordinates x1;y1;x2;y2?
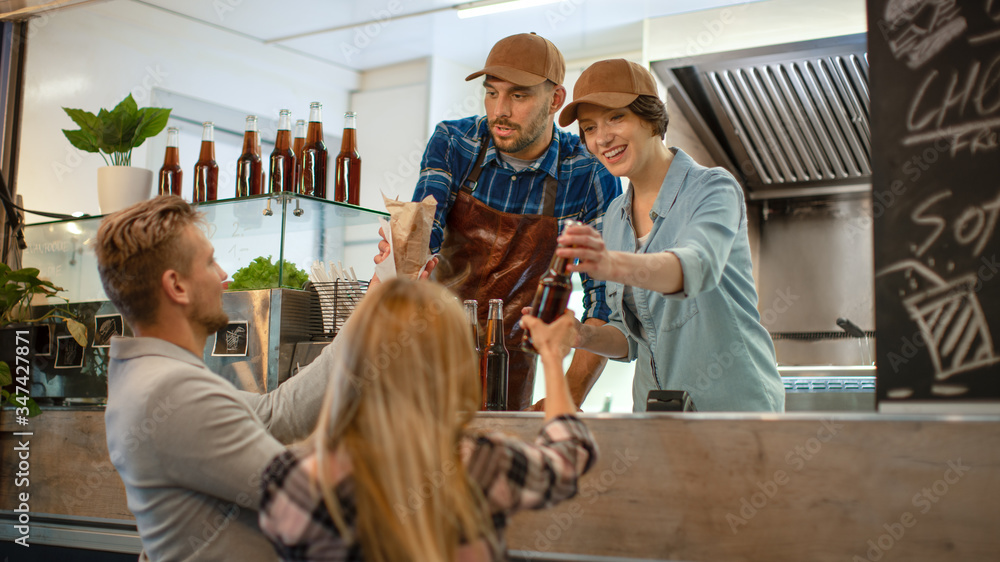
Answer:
630;94;669;139
94;196;204;326
579;94;670;146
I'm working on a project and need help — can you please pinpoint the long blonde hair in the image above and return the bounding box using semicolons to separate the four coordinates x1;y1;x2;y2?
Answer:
313;279;492;561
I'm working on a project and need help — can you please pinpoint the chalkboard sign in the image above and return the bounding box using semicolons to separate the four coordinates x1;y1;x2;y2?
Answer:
870;0;1000;407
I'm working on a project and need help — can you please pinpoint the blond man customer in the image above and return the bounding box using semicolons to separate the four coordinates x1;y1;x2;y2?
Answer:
98;196;344;561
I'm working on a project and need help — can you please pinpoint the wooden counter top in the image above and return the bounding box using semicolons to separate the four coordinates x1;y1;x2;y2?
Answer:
3;410;998;560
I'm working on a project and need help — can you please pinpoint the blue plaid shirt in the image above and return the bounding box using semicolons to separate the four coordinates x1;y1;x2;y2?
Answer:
413;116;622;322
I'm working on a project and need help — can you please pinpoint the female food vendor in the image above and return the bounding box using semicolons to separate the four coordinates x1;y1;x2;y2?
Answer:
552;59;784;412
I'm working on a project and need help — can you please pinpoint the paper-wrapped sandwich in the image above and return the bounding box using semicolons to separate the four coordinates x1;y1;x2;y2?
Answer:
374;194;437;281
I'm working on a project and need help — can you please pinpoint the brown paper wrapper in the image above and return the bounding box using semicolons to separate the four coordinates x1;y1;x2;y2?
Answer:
383;194;437;279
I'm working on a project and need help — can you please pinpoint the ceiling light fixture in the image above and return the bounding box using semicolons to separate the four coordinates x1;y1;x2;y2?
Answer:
265;0;564;44
456;0;562;19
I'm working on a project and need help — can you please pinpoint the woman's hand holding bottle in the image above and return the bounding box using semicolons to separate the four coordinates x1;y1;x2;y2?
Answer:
521;311;579;419
555;223;619;282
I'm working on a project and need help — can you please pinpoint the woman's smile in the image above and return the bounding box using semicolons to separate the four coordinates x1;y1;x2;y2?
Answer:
602;144;627;164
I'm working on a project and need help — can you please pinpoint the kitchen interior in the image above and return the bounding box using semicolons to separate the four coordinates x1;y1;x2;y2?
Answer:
11;0;872;413
2;1;998;561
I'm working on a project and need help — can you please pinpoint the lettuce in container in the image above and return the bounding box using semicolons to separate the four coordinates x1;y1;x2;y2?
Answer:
227;256;309;290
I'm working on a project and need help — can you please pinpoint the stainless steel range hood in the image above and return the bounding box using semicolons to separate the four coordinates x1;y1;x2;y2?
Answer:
651;33;870;200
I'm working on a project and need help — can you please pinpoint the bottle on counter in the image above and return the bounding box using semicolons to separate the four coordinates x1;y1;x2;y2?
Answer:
300;102;328;198
483;298;509;411
520;218;582;353
236;115;263;197
464;299;484;410
293;119;306;193
192;121;219;203
334;111;361;205
269;109;296;193
158;126;182;197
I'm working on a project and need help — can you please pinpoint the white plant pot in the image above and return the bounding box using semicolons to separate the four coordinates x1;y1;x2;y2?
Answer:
97;166;153;215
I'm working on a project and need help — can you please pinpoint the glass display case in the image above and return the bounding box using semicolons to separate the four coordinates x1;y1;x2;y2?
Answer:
17;193;386;401
22;192;387;303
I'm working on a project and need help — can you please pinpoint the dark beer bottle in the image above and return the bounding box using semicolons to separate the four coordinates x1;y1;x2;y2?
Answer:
301;102;328;198
293;119;306;193
269;109;295;193
464;300;484;410
236;115;263;197
192;122;219;203
483;299;509;411
521;219;582;353
334;111;362;205
158;126;182;197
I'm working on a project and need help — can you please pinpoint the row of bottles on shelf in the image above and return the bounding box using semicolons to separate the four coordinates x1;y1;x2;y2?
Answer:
158;102;362;205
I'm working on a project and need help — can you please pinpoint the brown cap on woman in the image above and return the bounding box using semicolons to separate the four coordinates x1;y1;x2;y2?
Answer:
559;59;659;127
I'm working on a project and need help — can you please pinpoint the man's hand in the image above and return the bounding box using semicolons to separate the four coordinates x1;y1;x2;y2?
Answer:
370;227;438;286
419;256;439;280
374;227;391;266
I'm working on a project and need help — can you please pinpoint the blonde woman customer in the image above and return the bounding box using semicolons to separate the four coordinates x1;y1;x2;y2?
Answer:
258;278;597;561
553;59;784;412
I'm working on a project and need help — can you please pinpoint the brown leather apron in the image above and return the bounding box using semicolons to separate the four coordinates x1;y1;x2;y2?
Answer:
433;138;559;410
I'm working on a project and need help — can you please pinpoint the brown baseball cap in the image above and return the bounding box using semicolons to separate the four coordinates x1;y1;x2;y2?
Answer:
465;32;565;86
558;59;659;127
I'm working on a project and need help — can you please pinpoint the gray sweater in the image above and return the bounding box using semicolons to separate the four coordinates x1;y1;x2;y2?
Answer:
105;334;342;562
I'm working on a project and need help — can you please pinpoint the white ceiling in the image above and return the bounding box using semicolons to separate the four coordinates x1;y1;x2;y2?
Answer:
130;0;754;72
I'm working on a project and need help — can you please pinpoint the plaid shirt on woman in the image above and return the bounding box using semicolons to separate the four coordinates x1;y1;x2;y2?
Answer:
258;415;598;561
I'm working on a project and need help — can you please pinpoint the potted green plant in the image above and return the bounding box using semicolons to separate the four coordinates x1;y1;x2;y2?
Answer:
62;94;171;215
0;263;88;416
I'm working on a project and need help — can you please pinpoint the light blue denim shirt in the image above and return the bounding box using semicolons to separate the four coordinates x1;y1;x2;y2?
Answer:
604;149;784;412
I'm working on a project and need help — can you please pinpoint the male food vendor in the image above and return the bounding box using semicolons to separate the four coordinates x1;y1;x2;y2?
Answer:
412;32;622;409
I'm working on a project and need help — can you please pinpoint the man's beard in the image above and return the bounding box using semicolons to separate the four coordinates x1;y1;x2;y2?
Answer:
194;307;229;335
489;103;551;155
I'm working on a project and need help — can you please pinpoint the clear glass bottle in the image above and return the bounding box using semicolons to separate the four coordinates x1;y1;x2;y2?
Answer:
192;122;218;203
301;102;328;198
158;126;182;197
269;110;295;193
464;299;484;410
334;111;361;205
484;299;509;411
236;115;263;197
